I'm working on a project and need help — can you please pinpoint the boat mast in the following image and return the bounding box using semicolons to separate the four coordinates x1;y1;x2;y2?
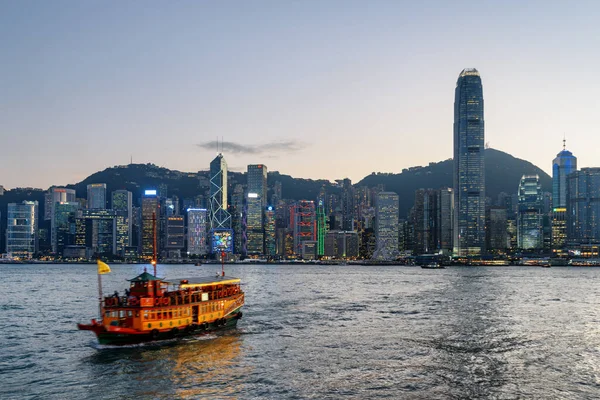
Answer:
152;212;157;277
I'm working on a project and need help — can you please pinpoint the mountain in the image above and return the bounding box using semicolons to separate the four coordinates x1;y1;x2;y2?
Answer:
0;148;551;225
357;148;551;216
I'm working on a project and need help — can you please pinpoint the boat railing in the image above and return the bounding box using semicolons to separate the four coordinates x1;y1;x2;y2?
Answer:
103;286;243;308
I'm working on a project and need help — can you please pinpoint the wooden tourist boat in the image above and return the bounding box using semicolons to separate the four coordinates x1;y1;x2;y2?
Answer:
78;262;244;346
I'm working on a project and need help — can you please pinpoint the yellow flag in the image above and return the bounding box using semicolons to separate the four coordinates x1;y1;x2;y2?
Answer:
97;260;111;275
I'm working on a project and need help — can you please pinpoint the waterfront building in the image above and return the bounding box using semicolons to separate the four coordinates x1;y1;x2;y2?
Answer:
164;215;184;258
87;184;107;209
340;178;355;231
209;154;232;253
6;201;38;258
324;231;359;259
45;187;76;221
438;188;454;254
52;201;80;254
187;208;208;256
552;141;577;250
373;192;399;261
359;227;376;259
413;189;438;255
111;190;132;255
247;165;268;207
230;184;244;254
264;206;276;257
317;200;327;256
245;193;264;255
567;168;600;244
486;207;508;252
75;209;117;256
453;68;485;256
517;175;543;250
291;200;316;256
140;190;160;260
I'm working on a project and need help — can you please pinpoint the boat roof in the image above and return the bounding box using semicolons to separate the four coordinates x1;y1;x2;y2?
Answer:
128;271;165;283
177;275;241;289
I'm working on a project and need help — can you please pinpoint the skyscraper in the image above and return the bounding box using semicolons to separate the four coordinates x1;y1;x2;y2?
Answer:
373;192;399;261
45;187;76;221
567;168;600;244
453;68;485;256
111;190;132;254
290;200;316;256
187;208;208;256
437;187;454;254
140;189;160;260
552;140;577;251
264;206;276;257
517;175;543;250
87;184;107;209
6;201;38;259
245;164;267;255
247;164;268;207
52;201;80;254
209;154;232;254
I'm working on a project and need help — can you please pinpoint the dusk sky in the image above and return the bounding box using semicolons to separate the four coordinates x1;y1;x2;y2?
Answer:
2;1;599;189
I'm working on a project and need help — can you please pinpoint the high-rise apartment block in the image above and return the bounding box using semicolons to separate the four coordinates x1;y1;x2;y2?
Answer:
111;190;132;255
373;192;399;260
453;68;485;256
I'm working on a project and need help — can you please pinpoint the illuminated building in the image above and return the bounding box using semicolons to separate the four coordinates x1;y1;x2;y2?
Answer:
209;154;231;253
111;190;132;255
340;178;354;231
373;192;399;260
412;189;438;255
453;68;485;256
75;209;117;255
552;140;577;250
141;189;160;260
187;208;208;256
317;200;327;256
52;201;80;254
290;200;316;256
247;165;268;207
45;187;76;221
87;183;107;209
164;215;184;258
6;201;38;259
567;168;600;244
264;206;276;256
517;175;543;249
437;188;454;254
245;193;263;254
301;241;318;260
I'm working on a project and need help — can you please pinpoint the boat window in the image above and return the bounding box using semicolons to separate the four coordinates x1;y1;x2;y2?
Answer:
163;312;167;319
127;311;133;317
168;311;173;319
135;311;139;318
144;311;149;320
111;311;118;318
157;312;162;320
119;311;125;318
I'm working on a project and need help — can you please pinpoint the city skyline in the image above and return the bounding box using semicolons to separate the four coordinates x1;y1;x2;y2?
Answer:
2;2;600;189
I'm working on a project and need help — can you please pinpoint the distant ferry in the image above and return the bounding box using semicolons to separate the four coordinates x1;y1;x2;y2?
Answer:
78;265;244;346
421;262;445;269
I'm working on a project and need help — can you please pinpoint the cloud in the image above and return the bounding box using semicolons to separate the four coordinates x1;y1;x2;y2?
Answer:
197;140;307;155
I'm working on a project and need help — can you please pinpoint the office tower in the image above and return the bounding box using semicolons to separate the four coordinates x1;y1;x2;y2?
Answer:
340;178;355;231
552;140;577;250
272;181;282;206
209;154;232;253
324;231;359;259
87;184;107;209
164;215;184;258
373;192;399;260
517;175;543;249
567;168;600;243
245;193;263;254
264;206;276;257
437;188;454;254
111;190;132;255
359;228;376;259
230;184;244;255
45;187;76;221
141;190;160;260
413;189;438;255
52;201;80;254
0;185;4;196
317;200;327;256
486;207;508;252
187;208;208;256
247;165;268;207
75;209;117;255
453;68;485;256
290;200;316;256
6;201;38;258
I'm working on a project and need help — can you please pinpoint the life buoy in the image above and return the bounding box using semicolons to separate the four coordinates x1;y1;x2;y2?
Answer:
162;298;169;306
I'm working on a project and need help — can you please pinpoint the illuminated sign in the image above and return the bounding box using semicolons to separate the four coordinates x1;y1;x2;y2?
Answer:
267;206;273;211
211;229;233;253
248;193;259;198
144;190;157;196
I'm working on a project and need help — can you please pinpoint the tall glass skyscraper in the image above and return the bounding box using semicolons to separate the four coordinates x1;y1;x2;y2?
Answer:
373;192;399;261
453;68;485;256
209;154;232;254
551;140;576;251
517;175;543;249
6;200;38;259
87;184;107;209
567;168;600;244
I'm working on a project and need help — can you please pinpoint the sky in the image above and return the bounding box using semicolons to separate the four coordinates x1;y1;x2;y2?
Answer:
2;1;599;189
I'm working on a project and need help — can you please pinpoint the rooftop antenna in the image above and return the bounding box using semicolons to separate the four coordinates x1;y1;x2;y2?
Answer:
563;134;566;151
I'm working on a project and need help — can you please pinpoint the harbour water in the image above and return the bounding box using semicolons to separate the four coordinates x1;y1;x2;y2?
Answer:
2;263;600;399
